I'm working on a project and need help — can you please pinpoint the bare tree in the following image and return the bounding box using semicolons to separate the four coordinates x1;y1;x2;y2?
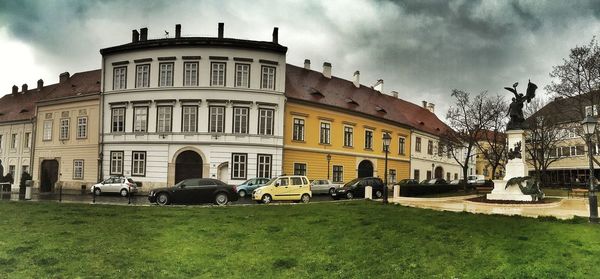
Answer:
445;90;498;191
474;95;508;179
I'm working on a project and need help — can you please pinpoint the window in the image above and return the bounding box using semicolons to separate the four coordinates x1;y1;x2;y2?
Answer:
8;165;15;178
110;151;124;175
183;62;198;86
365;130;373;149
209;106;225;133
232;153;247;179
60;119;69;140
427;140;433;155
333;165;343;183
133;107;148;133
388;169;397;184
113;66;127;90
585;105;598;116
261;66;276;90
415;137;421;152
10;134;16;149
426;170;432;180
259;109;275;135
344;127;353;147
320;122;331;144
454;173;458;180
0;135;3;149
576;145;585;156
73;160;84;179
294;163;307;176
211;62;226;86
446;172;451;181
438;142;444;156
24;132;30;148
291;177;303;185
182;106;198;132
257;154;272;178
233;107;249;134
235;64;250;87
135;64;150;88
132;151;146;176
414;169;420;181
111;108;125;133
398;137;405;155
447;145;453;158
159;63;174;87
293;118;304;141
77;117;87;139
21;165;29;175
43;120;52;140
157;106;172;133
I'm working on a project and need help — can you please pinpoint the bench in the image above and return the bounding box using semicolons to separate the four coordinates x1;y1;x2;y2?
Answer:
475;186;494;194
569;188;589;198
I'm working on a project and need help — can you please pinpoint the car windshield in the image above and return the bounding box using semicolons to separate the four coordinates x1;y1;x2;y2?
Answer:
343;178;361;187
174;180;187;187
264;177;278;186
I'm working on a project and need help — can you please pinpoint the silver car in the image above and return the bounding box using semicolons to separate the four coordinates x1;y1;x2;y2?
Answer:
310;179;341;195
91;176;138;196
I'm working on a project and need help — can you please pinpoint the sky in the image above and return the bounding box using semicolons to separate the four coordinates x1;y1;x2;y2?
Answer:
1;0;599;120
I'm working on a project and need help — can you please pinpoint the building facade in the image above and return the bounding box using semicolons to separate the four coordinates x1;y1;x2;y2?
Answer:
32;70;101;192
100;24;287;189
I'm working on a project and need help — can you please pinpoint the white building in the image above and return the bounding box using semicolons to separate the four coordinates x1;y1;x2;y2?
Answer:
99;24;287;189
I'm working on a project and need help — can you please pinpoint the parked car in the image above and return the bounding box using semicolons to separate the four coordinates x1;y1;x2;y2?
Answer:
467;175;485;184
421;178;448;185
331;177;384;200
449;179;466;185
310;179;341;195
148;178;239;206
252;175;311;204
91;176;138;197
396;179;419;186
236;178;270;198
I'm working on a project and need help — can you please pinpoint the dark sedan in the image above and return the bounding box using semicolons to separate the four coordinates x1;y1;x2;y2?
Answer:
331;177;384;200
148;178;239;205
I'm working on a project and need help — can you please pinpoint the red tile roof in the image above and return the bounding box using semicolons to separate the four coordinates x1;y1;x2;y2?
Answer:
0;84;59;123
39;69;101;102
285;64;452;136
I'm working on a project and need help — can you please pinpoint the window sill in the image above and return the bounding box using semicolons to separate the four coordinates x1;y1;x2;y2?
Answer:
364;148;373;151
343;145;354;149
291;140;306;143
319;143;332;146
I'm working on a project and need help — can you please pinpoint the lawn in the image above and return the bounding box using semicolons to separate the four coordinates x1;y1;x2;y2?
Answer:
0;201;599;278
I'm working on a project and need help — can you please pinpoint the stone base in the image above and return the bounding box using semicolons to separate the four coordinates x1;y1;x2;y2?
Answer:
486;179;534;201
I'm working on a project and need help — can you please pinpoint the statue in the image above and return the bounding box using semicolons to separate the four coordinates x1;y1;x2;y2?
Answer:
505;80;537;130
507;141;522;160
505;176;544;201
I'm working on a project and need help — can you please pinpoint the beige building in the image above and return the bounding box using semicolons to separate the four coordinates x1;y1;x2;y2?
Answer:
33;70;101;192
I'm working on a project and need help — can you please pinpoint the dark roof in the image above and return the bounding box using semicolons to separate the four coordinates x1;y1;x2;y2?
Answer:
530;91;600;124
0;84;59;123
39;69;101;102
475;129;506;142
101;37;287;55
285;64;452;136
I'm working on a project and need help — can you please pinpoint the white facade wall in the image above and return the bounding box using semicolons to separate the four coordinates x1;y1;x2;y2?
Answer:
0;121;33;191
410;130;467;181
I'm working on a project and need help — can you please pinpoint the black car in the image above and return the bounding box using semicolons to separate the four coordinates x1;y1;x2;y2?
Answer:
331;177;384;200
396;179;419;186
421;178;448;185
148;178;239;205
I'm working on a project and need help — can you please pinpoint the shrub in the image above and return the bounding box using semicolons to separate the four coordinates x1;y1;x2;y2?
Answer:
399;184;461;197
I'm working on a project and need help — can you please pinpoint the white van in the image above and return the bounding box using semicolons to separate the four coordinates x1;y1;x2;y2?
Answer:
467;175;485;184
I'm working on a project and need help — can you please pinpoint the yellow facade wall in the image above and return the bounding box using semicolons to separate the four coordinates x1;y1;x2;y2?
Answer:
283;101;411;183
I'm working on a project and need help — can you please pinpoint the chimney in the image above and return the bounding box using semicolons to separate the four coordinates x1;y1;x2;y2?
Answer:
175;24;181;38
427;103;435;113
21;84;28;93
353;71;360;88
11;85;17;94
140;27;148;41
391;91;398;98
37;79;44;90
132;30;139;43
59;72;70;83
272;27;279;44
422;101;427;108
373;79;383;92
218;22;224;39
323;62;332;78
304;59;311;69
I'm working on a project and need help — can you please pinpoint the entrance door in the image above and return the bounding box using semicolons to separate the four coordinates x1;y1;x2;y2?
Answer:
175;151;203;184
358;160;374;178
434;166;443;179
40;160;59;192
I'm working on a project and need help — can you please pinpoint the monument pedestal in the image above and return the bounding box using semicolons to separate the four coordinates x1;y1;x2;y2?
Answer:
487;129;534;201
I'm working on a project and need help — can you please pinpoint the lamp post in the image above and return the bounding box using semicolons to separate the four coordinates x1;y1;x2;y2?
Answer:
581;115;599;223
326;154;332;180
382;133;392;204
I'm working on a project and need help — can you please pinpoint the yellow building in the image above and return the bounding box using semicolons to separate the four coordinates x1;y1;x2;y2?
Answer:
33;70;101;192
474;130;506;180
283;63;415;184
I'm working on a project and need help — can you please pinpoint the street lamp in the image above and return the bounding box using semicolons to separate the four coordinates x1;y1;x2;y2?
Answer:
382;133;392;204
326;154;332;180
581;115;599;223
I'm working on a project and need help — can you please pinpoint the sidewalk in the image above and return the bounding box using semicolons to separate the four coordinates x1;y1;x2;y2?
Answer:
390;195;596;220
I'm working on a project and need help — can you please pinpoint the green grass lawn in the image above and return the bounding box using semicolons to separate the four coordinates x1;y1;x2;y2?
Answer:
0;201;599;278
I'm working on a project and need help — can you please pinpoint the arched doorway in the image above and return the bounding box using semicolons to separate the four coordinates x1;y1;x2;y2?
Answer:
175;151;203;184
434;166;443;179
358;160;374;178
40;160;59;192
217;162;229;182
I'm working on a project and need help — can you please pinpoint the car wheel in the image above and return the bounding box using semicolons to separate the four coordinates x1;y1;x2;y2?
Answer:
329;188;335;195
156;193;170;206
374;190;383;199
215;193;229;206
346;192;354;199
93;188;102;196
120;189;129;197
300;194;310;204
238;190;247;198
261;194;272;204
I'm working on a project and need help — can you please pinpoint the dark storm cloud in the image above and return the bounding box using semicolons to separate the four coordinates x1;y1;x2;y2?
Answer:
1;0;599;119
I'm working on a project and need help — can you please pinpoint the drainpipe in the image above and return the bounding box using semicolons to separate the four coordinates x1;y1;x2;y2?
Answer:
30;116;37;189
99;56;106;182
